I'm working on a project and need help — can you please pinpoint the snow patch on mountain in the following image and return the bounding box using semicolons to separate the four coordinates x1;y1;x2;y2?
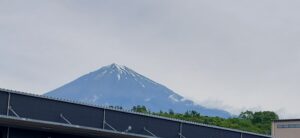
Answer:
45;63;231;118
169;94;180;102
117;74;121;80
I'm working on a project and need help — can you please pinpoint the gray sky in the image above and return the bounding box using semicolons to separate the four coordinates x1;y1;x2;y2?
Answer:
1;0;300;118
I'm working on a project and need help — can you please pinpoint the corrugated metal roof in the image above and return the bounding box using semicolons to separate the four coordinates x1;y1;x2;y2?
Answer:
0;115;155;138
0;88;271;138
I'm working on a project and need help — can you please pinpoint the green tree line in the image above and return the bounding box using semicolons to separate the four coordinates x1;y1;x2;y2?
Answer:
131;105;278;135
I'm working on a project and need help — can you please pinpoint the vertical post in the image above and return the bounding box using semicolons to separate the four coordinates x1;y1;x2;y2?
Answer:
272;122;275;138
7;93;11;138
6;127;10;138
6;93;11;116
179;123;183;138
102;109;106;129
240;133;243;138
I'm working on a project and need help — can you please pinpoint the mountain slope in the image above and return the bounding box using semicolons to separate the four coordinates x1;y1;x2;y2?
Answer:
45;63;231;118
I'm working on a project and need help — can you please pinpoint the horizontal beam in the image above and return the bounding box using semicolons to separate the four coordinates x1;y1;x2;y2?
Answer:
0;115;155;138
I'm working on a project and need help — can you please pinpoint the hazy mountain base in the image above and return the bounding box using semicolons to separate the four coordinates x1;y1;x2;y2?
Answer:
129;105;278;135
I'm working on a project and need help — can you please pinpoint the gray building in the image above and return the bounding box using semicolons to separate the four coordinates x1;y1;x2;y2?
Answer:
272;119;300;138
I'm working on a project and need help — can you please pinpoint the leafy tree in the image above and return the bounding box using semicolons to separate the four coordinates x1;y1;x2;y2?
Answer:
132;105;149;113
169;109;175;115
239;110;254;120
252;111;279;124
131;105;278;135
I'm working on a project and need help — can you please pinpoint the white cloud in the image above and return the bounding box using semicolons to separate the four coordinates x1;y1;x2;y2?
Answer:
1;0;300;118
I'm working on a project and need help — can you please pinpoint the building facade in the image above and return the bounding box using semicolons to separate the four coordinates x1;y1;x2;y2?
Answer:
0;88;271;138
272;119;300;138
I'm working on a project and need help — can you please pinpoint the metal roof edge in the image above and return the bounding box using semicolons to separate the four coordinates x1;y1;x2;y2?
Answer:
0;115;155;138
0;87;271;137
273;119;300;122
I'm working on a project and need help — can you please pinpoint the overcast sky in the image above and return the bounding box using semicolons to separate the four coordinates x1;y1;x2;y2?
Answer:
1;0;300;118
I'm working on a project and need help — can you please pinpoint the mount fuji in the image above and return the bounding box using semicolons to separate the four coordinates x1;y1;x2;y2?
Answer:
45;63;231;118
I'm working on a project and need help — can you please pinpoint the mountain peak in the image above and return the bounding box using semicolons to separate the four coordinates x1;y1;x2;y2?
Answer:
104;63;130;75
109;63;126;71
45;64;231;118
92;63;140;81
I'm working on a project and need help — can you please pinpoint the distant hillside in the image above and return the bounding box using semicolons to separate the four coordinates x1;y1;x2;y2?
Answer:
45;63;231;118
